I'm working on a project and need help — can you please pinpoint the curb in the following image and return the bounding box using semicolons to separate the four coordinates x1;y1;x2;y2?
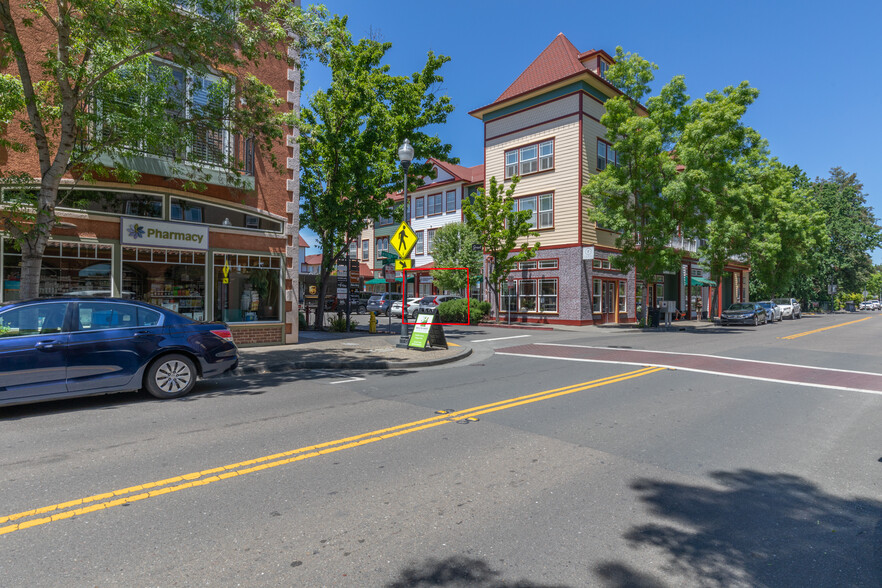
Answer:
477;322;555;331
230;345;472;377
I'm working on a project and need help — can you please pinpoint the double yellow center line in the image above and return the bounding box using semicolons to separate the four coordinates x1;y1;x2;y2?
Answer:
0;366;665;537
779;316;872;340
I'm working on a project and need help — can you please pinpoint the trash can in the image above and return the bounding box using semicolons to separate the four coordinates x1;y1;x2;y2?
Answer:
648;308;660;328
845;301;855;312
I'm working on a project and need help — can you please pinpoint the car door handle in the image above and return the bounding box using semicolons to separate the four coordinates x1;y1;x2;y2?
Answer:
35;340;64;351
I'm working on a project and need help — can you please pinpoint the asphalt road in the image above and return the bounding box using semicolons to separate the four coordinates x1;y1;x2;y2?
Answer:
1;313;881;587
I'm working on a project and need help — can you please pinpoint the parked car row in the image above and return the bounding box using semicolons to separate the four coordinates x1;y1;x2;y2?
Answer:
720;298;802;327
859;300;881;310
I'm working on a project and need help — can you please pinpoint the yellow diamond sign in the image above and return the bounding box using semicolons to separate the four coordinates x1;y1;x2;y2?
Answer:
391;222;417;258
395;258;413;270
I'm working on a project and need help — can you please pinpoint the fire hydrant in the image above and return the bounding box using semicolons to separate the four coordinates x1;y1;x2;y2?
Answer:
369;311;377;333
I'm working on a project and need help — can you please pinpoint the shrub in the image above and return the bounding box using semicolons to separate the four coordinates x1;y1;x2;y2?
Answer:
299;311;307;330
437;298;491;324
327;314;358;332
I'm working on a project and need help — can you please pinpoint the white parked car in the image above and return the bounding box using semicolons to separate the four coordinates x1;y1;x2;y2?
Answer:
391;297;421;318
757;301;782;322
772;297;802;319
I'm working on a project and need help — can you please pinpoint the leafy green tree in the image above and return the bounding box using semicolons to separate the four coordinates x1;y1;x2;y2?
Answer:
803;168;881;297
298;16;455;329
583;46;759;321
865;271;882;301
428;222;482;294
742;161;826;300
0;0;328;298
462;176;540;320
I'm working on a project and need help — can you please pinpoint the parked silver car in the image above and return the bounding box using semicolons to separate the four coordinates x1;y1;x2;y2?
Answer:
415;294;461;316
366;292;401;316
757;301;782;322
772;297;801;319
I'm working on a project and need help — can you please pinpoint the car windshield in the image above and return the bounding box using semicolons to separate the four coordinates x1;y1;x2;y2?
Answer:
368;296;381;303
727;303;755;311
757;302;773;308
772;298;791;305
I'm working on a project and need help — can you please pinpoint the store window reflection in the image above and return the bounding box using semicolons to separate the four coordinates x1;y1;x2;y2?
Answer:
122;247;206;320
2;240;113;300
214;254;281;322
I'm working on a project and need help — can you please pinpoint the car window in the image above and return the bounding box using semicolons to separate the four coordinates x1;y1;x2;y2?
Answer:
0;303;68;338
77;302;149;330
772;298;790;305
368;296;381;303
138;308;162;327
728;303;753;311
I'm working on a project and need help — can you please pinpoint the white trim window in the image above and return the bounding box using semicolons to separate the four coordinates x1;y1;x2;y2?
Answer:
593;278;602;312
349;240;358;258
427;193;443;215
414;197;424;218
517;193;553;229
427;228;436;254
519;144;537;175
445;190;456;214
504;139;554;178
597;139;618;171
362;239;369;261
415;231;424;255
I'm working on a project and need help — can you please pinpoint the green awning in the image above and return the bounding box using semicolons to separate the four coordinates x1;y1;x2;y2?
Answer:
690;277;717;287
365;278;386;285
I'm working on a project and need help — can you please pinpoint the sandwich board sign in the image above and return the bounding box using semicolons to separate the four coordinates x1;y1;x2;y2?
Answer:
408;313;448;350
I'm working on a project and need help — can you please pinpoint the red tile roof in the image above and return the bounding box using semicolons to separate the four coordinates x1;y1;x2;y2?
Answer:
494;33;585;104
304;254;323;265
415;260;435;269
358;262;374;278
298;235;309;248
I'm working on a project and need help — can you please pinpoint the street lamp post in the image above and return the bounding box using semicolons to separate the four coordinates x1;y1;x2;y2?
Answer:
397;138;414;348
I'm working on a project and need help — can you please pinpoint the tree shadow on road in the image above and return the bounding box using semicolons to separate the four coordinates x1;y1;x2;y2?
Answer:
387;555;570;588
596;469;882;587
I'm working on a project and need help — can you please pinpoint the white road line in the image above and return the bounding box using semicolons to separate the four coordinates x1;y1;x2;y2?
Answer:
470;334;532;343
330;377;366;385
533;342;882;377
495;351;882;397
311;369;366;385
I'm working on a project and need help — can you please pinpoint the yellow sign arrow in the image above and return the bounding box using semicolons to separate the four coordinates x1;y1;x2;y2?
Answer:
395;258;413;270
391;222;417;258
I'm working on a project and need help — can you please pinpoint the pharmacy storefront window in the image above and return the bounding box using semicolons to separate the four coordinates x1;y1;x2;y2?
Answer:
2;240;113;301
123;247;206;320
214;254;281;322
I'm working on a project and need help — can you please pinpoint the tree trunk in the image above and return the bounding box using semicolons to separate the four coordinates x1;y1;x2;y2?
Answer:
16;183;59;300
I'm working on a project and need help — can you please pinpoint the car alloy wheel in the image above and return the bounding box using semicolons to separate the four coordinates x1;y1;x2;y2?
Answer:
145;353;197;399
754;315;759;326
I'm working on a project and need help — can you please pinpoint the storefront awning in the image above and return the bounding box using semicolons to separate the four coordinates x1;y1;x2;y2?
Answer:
365;278;386;285
690;277;717;287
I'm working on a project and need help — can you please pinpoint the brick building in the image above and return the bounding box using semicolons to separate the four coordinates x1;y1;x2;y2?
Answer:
0;1;302;346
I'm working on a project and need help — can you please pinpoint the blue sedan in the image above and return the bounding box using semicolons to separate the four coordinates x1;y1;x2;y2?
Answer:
0;297;238;407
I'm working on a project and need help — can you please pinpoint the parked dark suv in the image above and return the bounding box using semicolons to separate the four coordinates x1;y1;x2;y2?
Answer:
366;292;401;316
350;291;374;314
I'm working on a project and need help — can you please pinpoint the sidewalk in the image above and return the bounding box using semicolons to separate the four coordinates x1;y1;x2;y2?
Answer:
233;328;471;376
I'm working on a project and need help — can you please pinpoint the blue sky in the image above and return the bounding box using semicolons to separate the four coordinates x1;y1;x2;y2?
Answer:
300;0;882;264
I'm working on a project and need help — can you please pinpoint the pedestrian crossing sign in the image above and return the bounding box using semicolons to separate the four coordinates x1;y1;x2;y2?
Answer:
391;222;417;258
395;258;413;270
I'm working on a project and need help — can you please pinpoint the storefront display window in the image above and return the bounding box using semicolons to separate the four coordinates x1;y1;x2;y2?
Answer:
170;197;282;232
123;247;206;320
539;279;558;313
2;240;113;301
618;280;626;313
62;189;163;218
214;253;281;322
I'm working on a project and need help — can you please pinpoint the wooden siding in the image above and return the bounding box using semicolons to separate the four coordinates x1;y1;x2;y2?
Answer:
485;116;581;247
581;114;609;246
485;94;579;140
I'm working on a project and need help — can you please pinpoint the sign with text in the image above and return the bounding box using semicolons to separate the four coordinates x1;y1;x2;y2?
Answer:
120;217;208;250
